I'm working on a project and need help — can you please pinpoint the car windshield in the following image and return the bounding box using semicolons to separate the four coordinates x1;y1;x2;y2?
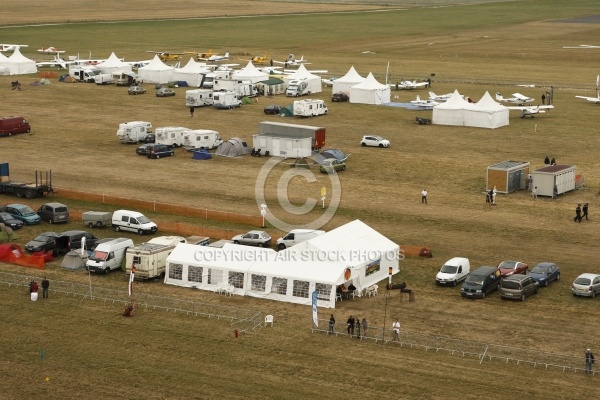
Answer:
501;281;521;289
465;275;483;285
440;265;458;274
18;206;36;215
137;216;151;224
530;266;548;274
33;234;53;242
574;278;591;285
90;250;108;261
499;261;517;269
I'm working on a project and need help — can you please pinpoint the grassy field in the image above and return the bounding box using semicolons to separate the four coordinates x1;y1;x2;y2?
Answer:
2;0;600;398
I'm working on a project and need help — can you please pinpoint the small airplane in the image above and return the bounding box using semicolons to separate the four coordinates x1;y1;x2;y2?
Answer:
575;94;600;104
428;91;464;102
0;44;28;52
395;80;429;90
36;55;72;69
322;77;338;87
273;54;310;67
562;44;600;49
38;46;65;54
146;51;185;61
495;92;535;106
201;52;230;63
410;95;440;109
242;52;268;64
507;105;554;118
185;49;214;61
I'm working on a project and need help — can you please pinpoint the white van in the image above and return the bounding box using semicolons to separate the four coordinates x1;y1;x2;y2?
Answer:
111;210;158;235
276;229;326;250
86;238;134;274
435;257;470;286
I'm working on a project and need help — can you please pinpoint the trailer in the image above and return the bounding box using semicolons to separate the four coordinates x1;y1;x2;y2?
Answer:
82;211;113;228
293;99;328;117
116;121;153;144
258;121;326;150
213;79;256;97
182;129;223;150
125;236;187;280
213;91;242;109
185;89;214;107
0;163;53;199
155;126;189;147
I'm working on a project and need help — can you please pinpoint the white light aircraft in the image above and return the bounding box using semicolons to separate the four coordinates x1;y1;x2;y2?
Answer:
495;92;534;105
411;95;439;109
36;55;72;69
575;93;600;104
273;54;310;67
395;80;429;90
201;52;230;62
507;105;554;118
0;44;28;52
38;47;65;54
428;91;464;102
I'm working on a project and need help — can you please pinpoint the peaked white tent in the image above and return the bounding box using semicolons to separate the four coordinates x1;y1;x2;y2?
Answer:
432;90;472;126
6;47;37;75
137;55;174;84
0;52;10;75
232;61;269;83
349;72;390;105
96;52;132;74
283;64;322;94
465;91;509;129
172;57;211;87
332;66;365;95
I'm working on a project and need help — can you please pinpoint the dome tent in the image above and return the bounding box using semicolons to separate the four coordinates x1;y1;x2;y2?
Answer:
215;138;249;157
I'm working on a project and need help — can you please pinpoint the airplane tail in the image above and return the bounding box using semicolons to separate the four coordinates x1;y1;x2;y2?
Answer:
429;91;437;99
495;92;504;101
416;95;421;101
298;55;304;62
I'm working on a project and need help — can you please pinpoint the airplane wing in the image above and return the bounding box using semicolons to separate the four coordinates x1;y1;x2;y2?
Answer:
512;93;533;101
507;105;554;110
575;95;600;103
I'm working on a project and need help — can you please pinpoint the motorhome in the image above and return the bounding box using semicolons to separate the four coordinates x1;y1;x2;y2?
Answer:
286;79;311;97
202;69;232;88
435;257;470;286
116;121;153;144
69;66;101;83
182;129;223;150
125;236;187;280
94;73;114;85
155;126;189;147
185;89;214;107
213;79;256;97
86;238;134;274
213;91;242;109
293;99;328;117
276;229;325;250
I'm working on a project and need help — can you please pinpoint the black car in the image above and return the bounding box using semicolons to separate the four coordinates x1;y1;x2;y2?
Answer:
146;144;175;159
0;211;24;230
332;93;349;102
264;104;281;115
24;232;59;253
136;143;154;155
54;230;99;255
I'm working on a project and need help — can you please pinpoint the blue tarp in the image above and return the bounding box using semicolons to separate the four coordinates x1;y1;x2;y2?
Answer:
192;149;212;160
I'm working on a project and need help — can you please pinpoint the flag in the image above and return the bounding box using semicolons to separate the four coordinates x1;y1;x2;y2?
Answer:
128;265;135;297
311;291;318;327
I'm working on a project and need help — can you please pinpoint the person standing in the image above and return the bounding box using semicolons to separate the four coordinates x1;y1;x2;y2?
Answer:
355;318;361;339
421;188;428;204
585;349;595;373
532;186;538;199
527;173;533;191
553;185;558;199
551;157;556;165
574;204;582;223
41;277;49;299
361;317;368;338
582;203;589;221
544;156;550;165
189;106;195;117
347;315;355;337
328;314;335;335
392;319;401;341
541;93;546;105
492;186;497;206
32;280;38;293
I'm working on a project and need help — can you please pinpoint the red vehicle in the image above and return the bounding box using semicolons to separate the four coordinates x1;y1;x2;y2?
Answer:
0;116;31;136
498;260;529;277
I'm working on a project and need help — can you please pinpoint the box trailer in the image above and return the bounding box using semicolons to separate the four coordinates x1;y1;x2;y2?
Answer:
486;161;530;193
0;116;31;136
116;121;153;144
125;236;187;280
82;211;113;228
258;121;326;150
293;99;328;117
185;89;214;107
532;164;577;197
155;126;189;147
0;162;53;199
182;129;223;150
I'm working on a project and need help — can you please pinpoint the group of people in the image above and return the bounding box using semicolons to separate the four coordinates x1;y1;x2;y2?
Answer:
336;283;357;299
544;156;556;166
29;277;50;299
574;203;590;223
327;314;368;339
486;186;497;206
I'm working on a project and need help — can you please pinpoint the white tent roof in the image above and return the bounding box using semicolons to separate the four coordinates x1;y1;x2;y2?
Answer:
0;52;9;61
336;66;365;83
466;91;509;129
474;91;507;111
96;52;129;69
232;61;269;81
137;55;175;83
285;64;321;81
6;47;37;74
433;89;471;110
139;55;175;71
350;72;387;90
349;72;391;105
176;57;210;73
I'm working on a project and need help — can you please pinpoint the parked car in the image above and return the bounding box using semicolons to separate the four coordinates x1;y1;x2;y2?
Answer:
264;104;281;115
54;230;99;255
572;273;600;298
231;230;271;247
500;274;539;301
332;92;349;102
24;232;59;253
0;204;41;225
136;143;154;155
319;158;346;174
527;262;560;287
498;260;528;277
143;133;156;143
156;88;175;97
360;135;390;148
146;144;175;159
37;202;69;224
0;211;24;230
128;86;146;95
460;266;501;299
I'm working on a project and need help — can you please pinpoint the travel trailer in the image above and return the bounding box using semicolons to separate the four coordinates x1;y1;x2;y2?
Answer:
213;91;241;109
182;129;223;150
185;89;214;107
293;99;328;117
116;121;153;144
155;126;189;147
125;236;187;280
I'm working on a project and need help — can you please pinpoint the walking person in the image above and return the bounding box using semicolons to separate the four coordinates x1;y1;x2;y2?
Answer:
582;203;589;221
574;204;582;223
553;185;558;199
347;315;355;337
189;106;195;117
328;314;335;335
361;317;368;338
41;277;49;299
532;186;538;199
355;318;361;339
585;349;595;374
392;319;400;341
421;188;428;204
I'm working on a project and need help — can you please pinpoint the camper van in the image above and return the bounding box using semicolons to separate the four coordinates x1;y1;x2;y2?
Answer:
276;229;325;250
202;69;232;88
125;236;187;280
293;99;328;117
0;116;31;136
436;257;470;286
286;79;311;97
111;210;157;235
94;73;114;85
86;238;134;274
460;266;501;299
213;91;242;109
182;129;223;150
185;89;214;107
213;79;256;97
69;66;101;83
116;121;153;144
155;126;189;147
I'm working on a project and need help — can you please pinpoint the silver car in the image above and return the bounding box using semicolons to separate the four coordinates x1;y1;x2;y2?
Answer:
231;230;271;247
572;273;600;298
500;274;539;301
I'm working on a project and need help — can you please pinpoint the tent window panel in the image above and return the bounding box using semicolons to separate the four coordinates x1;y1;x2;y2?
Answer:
292;280;310;298
188;266;203;283
229;271;245;289
169;263;183;280
272;277;288;295
251;274;267;292
315;283;332;301
208;268;223;285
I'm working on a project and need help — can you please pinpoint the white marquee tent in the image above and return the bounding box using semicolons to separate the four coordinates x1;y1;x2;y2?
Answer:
232;61;269;83
137;55;175;84
465;91;509;129
332;66;365;95
6;48;37;75
172;57;211;87
349;72;390;105
432;90;472;126
96;52;132;74
283;64;322;94
0;52;10;75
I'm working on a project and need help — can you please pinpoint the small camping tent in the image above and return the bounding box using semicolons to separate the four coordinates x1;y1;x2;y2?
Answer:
215;137;248;157
332;66;365;95
192;148;212;160
137;55;175;84
349;72;390;105
60;250;89;270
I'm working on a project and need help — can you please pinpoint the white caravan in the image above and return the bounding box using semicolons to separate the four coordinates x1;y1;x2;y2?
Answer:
202;69;232;88
116;121;153;144
125;236;187;280
276;229;326;250
293;99;328;117
213;79;256;97
185;89;214;107
286;79;311;97
155;126;189;147
182;129;223;150
94;73;114;85
435;257;471;286
213;91;242;109
86;238;134;274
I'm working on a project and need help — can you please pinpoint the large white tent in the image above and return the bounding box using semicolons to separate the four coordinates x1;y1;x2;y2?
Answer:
0;52;10;75
137;55;174;84
6;47;37;75
349;72;390;105
465;91;509;129
172;57;211;87
96;52;132;74
283;64;322;94
332;66;365;95
232;61;269;83
164;220;399;308
432;90;472;126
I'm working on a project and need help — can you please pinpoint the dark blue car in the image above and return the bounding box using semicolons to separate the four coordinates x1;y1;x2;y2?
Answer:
527;262;560;287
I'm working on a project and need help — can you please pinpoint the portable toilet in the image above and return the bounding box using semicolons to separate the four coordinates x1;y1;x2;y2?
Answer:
531;164;577;197
486;161;530;193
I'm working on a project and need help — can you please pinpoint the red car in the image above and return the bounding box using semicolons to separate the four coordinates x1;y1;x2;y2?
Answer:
498;260;528;277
